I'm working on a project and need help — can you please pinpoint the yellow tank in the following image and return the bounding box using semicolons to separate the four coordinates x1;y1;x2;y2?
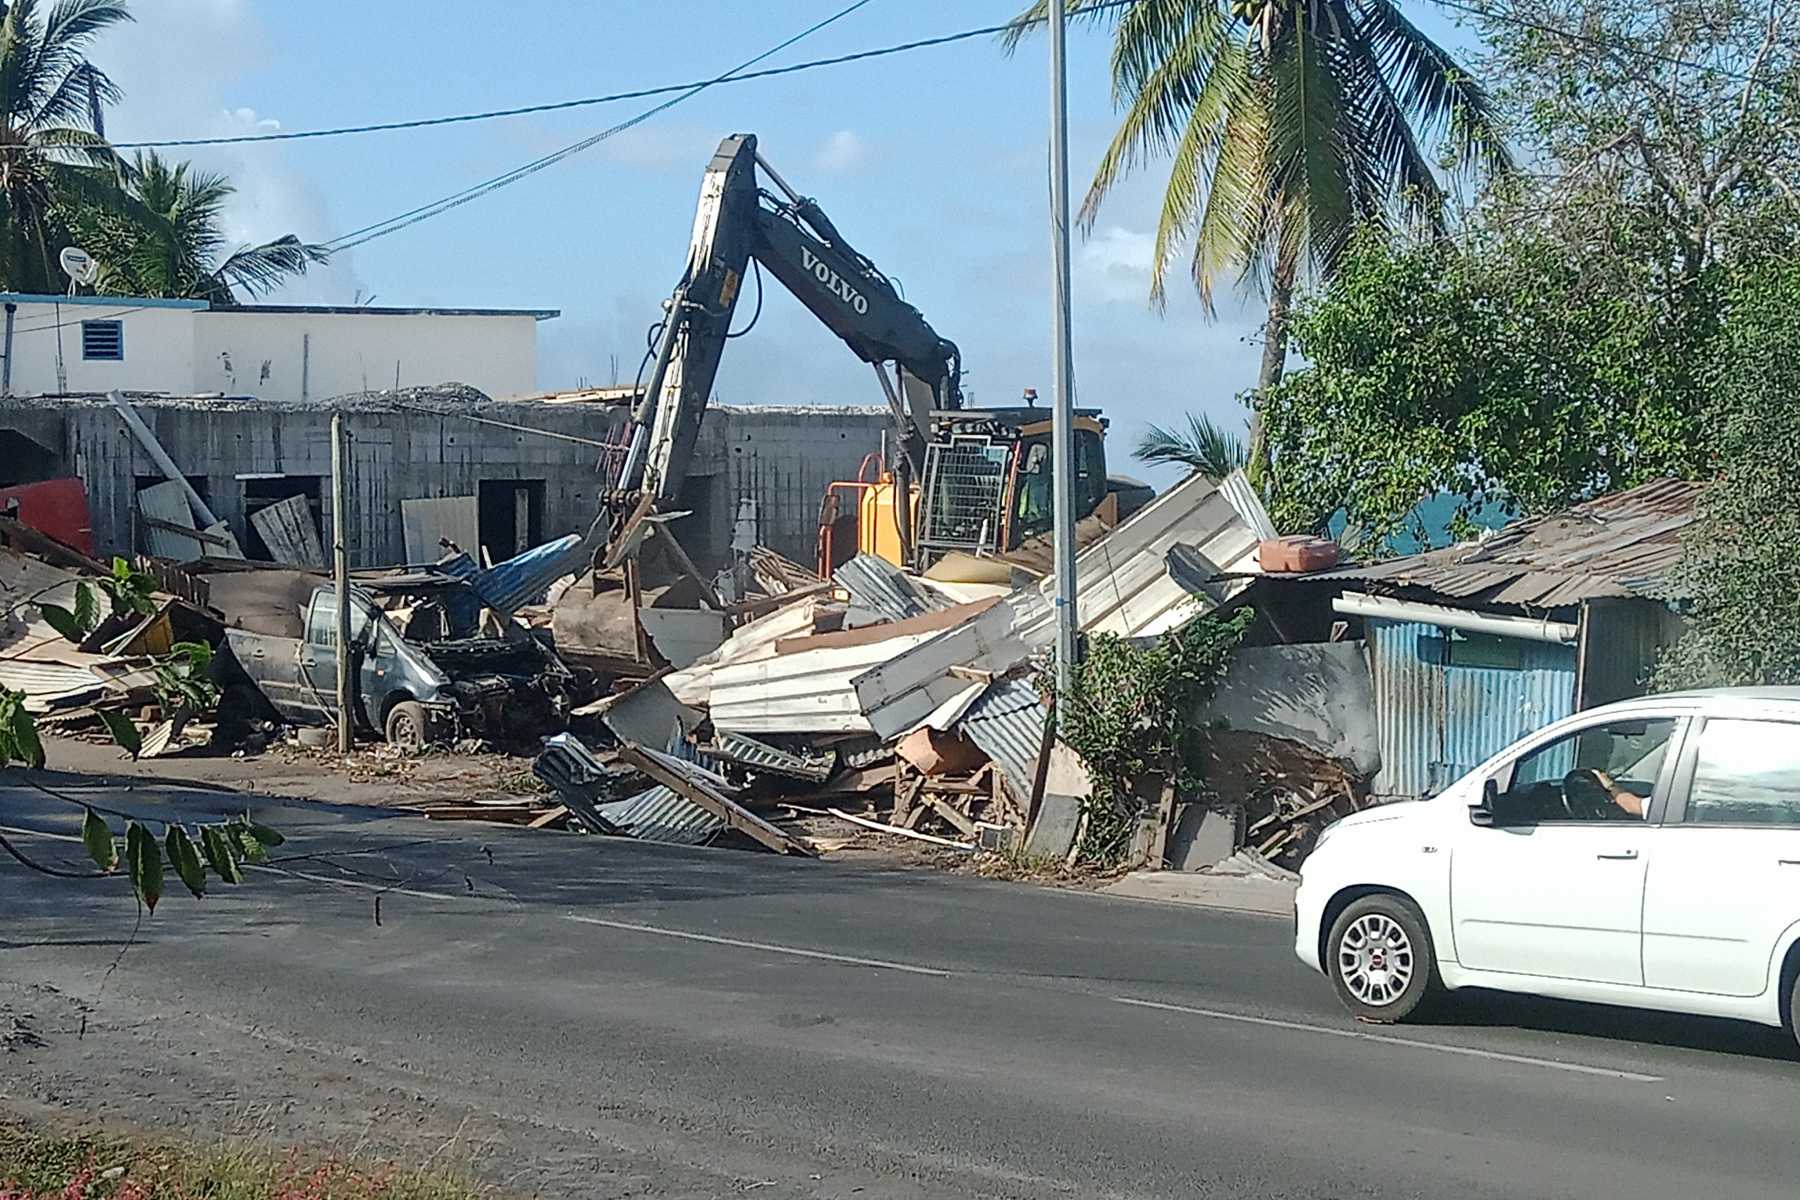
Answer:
857;477;914;568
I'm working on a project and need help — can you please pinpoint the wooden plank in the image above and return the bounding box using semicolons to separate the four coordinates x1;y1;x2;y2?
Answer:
526;805;571;829
890;774;922;828
402;496;478;561
724;579;835;619
825;807;975;851
1145;771;1178;870
649;524;723;611
616;742;816;856
774;597;999;656
139;513;230;548
251;493;326;568
921;793;978;838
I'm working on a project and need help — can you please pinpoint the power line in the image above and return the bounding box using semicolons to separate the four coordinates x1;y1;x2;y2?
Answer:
323;0;888;253
113;1;1135;152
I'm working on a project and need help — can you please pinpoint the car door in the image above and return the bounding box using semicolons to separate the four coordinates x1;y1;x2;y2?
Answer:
1642;716;1800;997
1449;715;1684;985
299;590;376;725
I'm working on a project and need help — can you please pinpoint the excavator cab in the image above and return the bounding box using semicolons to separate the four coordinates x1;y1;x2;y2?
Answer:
821;408;1114;576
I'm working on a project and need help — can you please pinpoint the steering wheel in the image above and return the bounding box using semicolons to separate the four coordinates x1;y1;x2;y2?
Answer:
1561;769;1615;820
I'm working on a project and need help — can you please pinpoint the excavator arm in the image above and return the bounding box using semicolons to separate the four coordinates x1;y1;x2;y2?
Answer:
613;134;961;536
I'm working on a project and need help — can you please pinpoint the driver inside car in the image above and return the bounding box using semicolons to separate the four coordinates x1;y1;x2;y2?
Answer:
1583;768;1648;818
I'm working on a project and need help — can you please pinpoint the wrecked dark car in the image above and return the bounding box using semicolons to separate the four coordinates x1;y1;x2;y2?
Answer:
206;565;584;750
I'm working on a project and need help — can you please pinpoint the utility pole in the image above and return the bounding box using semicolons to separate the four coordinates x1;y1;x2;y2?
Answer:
1048;0;1080;705
330;410;353;755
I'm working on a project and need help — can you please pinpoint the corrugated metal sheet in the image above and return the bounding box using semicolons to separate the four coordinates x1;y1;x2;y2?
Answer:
596;785;723;846
439;534;587;615
474;533;587;612
137;479;203;560
1368;617;1576;798
706;729;835;781
1032;468;1261;640
665;598;818;707
1217;469;1279;541
834;553;948;623
0;661;107;711
959;675;1050;807
1314;478;1703;606
534;731;726;846
709;627;948;734
851;589;1051;740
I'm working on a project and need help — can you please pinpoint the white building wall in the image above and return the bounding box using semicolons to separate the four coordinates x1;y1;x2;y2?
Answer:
0;298;200;395
191;310;542;401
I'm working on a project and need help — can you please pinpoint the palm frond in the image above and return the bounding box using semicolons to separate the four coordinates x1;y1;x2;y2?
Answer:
999;0;1130;53
1135;411;1247;478
210;235;332;303
1078;1;1233;228
1265;3;1361;276
1355;0;1511;177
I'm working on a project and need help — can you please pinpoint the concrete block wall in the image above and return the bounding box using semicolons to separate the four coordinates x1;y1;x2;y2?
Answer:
4;395;889;573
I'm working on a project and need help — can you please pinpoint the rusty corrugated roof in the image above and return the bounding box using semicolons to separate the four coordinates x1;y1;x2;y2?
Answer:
1312;478;1704;607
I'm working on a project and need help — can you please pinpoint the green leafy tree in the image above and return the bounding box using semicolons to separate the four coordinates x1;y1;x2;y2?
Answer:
1007;0;1510;481
73;151;331;303
1134;412;1246;479
1656;258;1800;689
1053;609;1253;866
1260;227;1710;546
1467;0;1800;293
0;0;132;292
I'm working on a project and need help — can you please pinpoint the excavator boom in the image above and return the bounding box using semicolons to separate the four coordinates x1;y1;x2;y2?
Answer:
616;134;961;525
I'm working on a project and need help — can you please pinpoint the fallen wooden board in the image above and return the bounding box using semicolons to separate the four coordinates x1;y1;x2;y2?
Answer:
250;493;326;568
617;742;816;856
825;807;975;851
920;793;978;838
526;805;571;829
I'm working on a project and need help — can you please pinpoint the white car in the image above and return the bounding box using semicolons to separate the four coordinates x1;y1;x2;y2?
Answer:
1296;687;1800;1043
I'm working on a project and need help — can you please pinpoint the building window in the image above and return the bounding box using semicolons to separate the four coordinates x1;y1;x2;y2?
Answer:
81;320;124;361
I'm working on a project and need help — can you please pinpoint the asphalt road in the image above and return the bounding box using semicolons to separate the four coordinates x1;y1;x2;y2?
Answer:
2;773;1797;1200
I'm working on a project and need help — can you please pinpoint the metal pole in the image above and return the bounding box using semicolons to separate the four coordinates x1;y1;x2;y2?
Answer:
1048;0;1080;705
331;411;353;755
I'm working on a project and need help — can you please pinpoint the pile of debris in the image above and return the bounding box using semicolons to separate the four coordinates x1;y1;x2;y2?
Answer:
0;517;223;756
529;468;1365;866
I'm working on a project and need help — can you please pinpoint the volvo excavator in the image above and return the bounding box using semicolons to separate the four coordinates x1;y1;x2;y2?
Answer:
604;134;1134;575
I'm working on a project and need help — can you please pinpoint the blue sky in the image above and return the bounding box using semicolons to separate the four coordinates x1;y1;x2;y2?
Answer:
92;1;1483;488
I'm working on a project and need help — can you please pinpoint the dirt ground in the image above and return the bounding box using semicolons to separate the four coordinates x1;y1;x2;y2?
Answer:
36;734;1081;883
40;733;550;812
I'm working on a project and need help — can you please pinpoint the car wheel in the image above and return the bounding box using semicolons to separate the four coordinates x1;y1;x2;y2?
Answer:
1327;895;1439;1023
384;700;429;755
1788;969;1800;1051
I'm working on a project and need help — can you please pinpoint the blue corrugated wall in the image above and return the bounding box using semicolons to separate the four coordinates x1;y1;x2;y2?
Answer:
1368;618;1577;797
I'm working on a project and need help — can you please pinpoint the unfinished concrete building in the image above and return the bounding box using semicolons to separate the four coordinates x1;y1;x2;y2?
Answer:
0;389;891;572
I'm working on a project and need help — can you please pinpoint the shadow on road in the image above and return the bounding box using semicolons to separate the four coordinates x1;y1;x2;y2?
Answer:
1423;988;1800;1064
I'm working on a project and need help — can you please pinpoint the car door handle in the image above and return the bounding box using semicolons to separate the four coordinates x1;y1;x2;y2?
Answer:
1596;850;1639;861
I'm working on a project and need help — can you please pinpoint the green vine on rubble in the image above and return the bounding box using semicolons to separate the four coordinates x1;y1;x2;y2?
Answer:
1050;609;1254;868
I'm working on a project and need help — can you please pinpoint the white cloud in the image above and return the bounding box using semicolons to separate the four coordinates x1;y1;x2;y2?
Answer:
86;4;364;304
1076;225;1156;303
814;129;869;174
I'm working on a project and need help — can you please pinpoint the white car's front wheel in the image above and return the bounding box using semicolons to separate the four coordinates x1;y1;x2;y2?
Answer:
1327;895;1439;1023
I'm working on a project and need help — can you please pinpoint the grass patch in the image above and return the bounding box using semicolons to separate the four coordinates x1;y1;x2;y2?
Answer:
0;1121;481;1200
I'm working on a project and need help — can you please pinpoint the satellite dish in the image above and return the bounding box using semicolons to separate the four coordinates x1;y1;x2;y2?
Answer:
59;246;98;286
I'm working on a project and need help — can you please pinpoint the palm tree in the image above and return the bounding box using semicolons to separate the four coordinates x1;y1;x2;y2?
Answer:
1135;411;1246;478
0;0;132;292
1007;0;1509;482
75;151;331;303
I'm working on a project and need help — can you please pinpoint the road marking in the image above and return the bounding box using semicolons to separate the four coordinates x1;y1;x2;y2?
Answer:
563;914;953;977
2;822;1669;1078
1112;996;1663;1082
